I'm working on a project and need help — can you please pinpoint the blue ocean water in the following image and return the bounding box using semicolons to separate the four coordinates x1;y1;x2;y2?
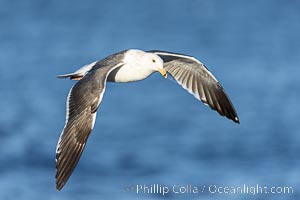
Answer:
0;0;299;199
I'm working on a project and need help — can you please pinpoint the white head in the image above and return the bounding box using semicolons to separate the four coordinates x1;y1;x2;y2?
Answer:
123;49;167;78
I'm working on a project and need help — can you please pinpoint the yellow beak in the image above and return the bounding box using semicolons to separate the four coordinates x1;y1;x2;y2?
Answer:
158;68;167;78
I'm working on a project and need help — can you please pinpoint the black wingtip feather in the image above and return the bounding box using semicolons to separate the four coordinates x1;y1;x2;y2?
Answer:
233;116;240;124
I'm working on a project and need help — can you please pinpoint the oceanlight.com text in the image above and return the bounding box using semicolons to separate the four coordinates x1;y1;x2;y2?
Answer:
207;184;293;195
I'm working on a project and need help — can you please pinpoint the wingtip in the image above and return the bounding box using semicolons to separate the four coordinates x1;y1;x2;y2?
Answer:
56;178;65;191
56;186;62;191
233;116;240;124
56;176;62;191
55;161;66;191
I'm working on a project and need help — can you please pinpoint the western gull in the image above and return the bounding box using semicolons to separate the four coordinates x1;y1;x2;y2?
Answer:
55;49;239;190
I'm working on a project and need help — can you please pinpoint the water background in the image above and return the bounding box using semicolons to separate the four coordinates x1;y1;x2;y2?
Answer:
0;0;299;199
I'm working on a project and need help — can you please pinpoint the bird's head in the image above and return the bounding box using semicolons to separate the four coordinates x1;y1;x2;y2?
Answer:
144;52;167;78
124;49;167;78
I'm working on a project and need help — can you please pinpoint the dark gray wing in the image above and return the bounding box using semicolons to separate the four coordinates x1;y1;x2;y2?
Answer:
55;61;124;191
149;50;239;123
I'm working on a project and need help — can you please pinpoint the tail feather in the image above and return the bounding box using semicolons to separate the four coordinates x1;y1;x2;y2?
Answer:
57;61;98;80
57;73;83;80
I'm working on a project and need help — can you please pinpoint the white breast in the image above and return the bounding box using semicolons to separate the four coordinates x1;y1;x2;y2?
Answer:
113;63;154;82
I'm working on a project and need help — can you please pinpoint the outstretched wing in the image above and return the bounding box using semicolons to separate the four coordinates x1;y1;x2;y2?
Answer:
149;50;239;123
55;62;123;191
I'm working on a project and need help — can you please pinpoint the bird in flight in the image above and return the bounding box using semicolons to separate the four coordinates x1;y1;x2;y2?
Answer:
55;49;239;191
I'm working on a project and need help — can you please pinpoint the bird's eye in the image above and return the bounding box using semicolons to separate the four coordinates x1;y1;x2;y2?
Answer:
152;59;156;63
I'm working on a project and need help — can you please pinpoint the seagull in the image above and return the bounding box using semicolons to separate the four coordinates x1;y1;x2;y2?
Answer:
55;49;239;191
